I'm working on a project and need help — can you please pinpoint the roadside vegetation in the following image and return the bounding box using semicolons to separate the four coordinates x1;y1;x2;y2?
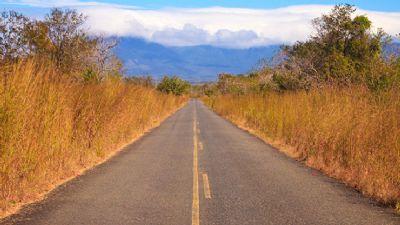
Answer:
0;9;187;215
202;5;400;210
157;76;191;96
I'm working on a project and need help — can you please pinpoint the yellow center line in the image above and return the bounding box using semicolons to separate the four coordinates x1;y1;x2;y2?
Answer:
202;173;212;199
192;107;200;225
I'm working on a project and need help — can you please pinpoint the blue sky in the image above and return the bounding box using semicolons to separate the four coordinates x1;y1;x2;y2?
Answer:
81;0;400;12
2;0;400;12
1;0;399;48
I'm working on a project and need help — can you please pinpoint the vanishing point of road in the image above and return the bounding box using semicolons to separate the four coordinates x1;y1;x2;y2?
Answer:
1;100;399;225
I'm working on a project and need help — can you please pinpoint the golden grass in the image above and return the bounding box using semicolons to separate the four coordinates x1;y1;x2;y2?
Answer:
203;88;400;207
0;60;187;216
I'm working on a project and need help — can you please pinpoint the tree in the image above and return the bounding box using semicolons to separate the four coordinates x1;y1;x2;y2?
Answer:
157;76;190;95
0;8;122;81
44;8;97;74
281;4;394;88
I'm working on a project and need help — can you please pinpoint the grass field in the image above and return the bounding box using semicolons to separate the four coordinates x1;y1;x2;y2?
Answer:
203;87;400;208
0;60;187;215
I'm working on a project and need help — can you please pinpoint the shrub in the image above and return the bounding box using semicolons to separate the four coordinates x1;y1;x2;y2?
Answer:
157;76;190;96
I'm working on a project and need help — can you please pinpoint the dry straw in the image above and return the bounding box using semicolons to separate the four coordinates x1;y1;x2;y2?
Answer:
204;87;400;207
0;60;187;215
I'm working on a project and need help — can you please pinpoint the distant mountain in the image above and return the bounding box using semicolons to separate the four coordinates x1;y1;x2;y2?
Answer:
384;42;400;57
114;37;280;82
114;38;400;82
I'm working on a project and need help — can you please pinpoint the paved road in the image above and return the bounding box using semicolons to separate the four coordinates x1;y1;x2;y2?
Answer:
1;100;399;225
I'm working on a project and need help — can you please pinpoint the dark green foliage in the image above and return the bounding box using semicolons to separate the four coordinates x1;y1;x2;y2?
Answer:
157;76;191;96
272;71;304;91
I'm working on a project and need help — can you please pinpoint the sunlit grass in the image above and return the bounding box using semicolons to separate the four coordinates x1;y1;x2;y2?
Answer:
204;87;400;206
0;60;187;214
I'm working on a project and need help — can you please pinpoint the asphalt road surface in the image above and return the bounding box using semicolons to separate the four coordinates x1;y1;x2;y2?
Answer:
1;100;399;225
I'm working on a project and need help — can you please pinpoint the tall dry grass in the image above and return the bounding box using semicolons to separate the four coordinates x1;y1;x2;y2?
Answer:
204;88;400;206
0;60;186;214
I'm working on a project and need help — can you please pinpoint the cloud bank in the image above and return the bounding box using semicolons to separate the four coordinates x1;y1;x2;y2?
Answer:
5;1;400;48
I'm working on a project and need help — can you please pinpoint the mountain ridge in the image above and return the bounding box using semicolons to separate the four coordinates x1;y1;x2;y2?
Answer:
114;37;280;82
114;38;400;82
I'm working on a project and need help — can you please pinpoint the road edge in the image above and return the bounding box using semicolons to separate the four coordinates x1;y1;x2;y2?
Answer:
0;101;189;221
199;100;400;216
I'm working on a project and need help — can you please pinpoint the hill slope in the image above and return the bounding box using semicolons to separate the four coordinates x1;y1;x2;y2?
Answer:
114;37;280;82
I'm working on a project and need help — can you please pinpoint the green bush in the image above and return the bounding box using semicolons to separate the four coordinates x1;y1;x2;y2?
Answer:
157;76;190;96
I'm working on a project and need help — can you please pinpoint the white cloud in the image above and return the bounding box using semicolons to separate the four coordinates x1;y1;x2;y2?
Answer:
80;5;332;48
3;0;138;9
151;24;209;46
4;1;400;48
150;24;272;48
